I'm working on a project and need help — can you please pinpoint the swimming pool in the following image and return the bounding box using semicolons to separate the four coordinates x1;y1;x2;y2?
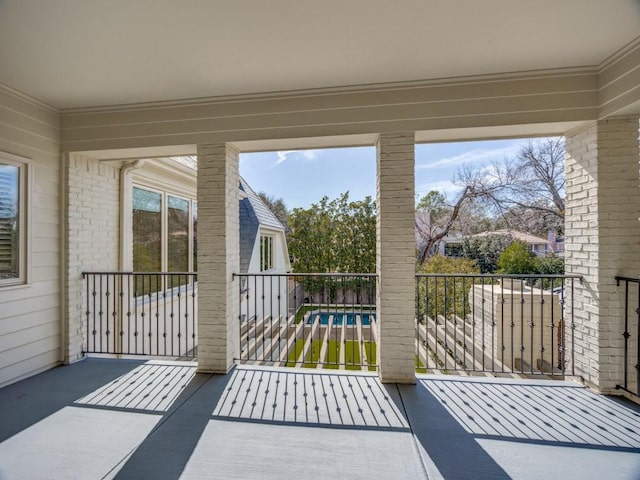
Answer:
306;312;375;326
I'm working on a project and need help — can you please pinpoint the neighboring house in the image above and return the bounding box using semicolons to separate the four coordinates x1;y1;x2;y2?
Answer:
444;229;554;258
239;177;290;277
238;177;291;322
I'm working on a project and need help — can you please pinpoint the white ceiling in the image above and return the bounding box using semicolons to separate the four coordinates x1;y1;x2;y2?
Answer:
1;0;640;110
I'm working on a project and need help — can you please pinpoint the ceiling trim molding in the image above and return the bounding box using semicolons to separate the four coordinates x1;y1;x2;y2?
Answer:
0;82;59;114
598;36;640;118
598;35;640;71
60;67;597;116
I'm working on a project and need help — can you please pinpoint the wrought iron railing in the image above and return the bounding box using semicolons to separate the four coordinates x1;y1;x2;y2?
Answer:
82;272;197;358
415;274;581;376
615;276;640;397
234;273;377;370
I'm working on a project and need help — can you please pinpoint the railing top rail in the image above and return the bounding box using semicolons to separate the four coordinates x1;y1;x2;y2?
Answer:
82;271;198;277
415;273;582;279
615;276;640;283
233;272;377;278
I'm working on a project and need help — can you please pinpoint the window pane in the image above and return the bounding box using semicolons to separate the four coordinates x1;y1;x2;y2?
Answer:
168;196;189;272
0;164;19;281
133;187;161;293
260;235;273;271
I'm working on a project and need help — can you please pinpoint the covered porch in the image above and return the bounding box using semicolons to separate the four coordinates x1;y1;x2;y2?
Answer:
2;2;640;478
1;357;639;480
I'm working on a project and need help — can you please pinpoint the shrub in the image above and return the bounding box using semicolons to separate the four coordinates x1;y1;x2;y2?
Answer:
497;240;537;274
417;256;480;322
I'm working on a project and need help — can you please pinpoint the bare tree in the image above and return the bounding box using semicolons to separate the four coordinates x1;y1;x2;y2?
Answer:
415;138;565;266
454;138;565;234
257;192;289;230
416;187;493;266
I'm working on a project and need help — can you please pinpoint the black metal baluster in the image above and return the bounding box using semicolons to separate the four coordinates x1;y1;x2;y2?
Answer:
126;274;131;354
528;278;534;374
635;281;640;393
192;274;197;357
538;280;543;374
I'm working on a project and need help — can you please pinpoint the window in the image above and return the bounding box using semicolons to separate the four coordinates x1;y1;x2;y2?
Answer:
260;235;274;271
167;195;189;272
132;187;162;273
0;154;28;286
132;186;197;291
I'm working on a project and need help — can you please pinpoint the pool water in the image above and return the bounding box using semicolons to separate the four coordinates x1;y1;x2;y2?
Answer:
306;312;375;326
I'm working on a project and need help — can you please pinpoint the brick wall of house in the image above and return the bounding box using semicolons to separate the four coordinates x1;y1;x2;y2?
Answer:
196;143;240;373
565;116;640;393
64;153;120;363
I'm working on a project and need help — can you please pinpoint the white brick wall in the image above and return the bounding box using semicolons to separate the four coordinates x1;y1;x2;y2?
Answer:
376;132;416;383
565;116;640;393
64;153;120;362
197;143;240;373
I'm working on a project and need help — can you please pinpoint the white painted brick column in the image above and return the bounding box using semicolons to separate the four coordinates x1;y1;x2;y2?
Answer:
376;132;416;384
565;116;640;393
197;143;240;373
63;152;120;363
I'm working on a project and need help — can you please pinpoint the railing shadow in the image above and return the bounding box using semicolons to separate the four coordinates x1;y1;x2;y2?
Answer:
211;367;407;430
397;376;640;479
0;357;149;442
113;366;417;480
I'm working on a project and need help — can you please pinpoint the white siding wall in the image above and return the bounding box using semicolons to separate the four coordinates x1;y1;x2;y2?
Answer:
0;86;61;387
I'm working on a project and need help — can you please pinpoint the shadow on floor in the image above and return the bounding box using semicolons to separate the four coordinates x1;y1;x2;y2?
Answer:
0;358;147;442
3;361;640;480
396;376;640;480
113;367;418;480
391;382;512;480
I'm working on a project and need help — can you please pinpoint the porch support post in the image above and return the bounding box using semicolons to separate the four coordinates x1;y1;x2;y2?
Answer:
376;132;416;384
197;143;240;373
565;116;640;393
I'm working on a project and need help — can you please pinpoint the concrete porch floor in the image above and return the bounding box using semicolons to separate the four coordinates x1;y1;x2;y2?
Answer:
0;358;639;480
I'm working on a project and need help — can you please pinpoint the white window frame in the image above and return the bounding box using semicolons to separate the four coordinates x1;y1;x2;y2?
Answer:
260;234;275;272
131;183;196;273
0;151;30;288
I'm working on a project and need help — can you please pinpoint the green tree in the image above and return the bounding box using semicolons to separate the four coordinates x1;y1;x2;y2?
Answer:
287;192;376;273
460;234;513;273
533;254;565;289
417;255;480;321
497;240;537;274
535;254;564;275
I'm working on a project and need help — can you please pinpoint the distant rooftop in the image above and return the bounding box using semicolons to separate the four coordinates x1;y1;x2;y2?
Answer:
472;229;551;245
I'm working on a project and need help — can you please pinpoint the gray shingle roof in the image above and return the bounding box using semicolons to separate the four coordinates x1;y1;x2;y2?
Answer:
238;177;285;273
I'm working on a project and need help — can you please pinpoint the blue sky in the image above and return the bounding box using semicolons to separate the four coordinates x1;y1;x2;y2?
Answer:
239;138;529;210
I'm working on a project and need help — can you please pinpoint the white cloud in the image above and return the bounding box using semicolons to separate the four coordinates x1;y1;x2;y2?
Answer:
416;145;521;170
272;149;319;167
415;180;460;198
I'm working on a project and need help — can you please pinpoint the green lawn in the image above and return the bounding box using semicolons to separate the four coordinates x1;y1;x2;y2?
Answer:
323;340;340;369
344;341;361;370
285;338;322;368
285;340;304;367
415;355;427;374
304;340;322;368
364;341;377;371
